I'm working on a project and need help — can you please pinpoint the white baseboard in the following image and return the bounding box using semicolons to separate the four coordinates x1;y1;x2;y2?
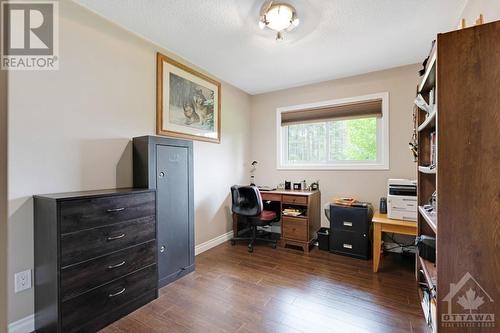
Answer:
8;314;34;333
7;233;233;333
195;230;233;256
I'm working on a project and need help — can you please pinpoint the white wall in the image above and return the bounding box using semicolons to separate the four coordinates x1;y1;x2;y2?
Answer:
250;65;419;227
7;0;250;324
459;0;500;26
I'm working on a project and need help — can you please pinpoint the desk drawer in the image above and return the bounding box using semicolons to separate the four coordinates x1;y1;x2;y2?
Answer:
260;193;282;202
282;195;307;206
61;265;157;332
282;216;308;241
61;241;156;301
60;191;155;234
60;216;155;267
330;229;369;260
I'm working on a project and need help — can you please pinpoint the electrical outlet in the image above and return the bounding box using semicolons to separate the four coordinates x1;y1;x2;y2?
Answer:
14;269;32;293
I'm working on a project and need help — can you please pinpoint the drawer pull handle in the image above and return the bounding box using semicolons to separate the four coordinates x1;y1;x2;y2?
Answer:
343;221;353;227
107;233;125;241
107;207;125;213
108;287;126;298
107;260;126;269
343;243;353;249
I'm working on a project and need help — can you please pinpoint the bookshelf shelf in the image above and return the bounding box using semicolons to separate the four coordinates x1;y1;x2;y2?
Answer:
418;109;436;132
418;206;437;233
418;166;436;174
419;256;437;291
419;45;437;93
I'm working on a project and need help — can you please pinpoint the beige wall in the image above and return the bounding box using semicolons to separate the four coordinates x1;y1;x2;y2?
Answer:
7;0;250;324
1;58;8;333
250;64;419;226
459;0;500;25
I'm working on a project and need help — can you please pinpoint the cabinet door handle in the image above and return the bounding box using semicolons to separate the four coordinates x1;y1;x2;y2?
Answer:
108;287;126;298
343;221;353;227
343;243;353;249
107;260;126;269
107;207;125;213
107;233;125;241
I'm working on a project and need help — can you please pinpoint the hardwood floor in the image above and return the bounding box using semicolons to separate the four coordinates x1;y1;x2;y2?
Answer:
100;242;427;333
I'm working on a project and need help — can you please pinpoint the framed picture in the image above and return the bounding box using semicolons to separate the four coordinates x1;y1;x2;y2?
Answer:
156;52;221;143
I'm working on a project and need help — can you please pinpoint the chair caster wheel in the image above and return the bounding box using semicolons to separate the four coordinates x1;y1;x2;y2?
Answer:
272;243;277;249
230;239;236;246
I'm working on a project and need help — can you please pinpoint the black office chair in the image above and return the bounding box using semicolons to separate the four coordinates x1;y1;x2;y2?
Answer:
230;185;278;252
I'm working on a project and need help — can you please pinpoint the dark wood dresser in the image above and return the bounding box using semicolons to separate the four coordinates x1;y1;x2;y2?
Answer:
34;188;157;333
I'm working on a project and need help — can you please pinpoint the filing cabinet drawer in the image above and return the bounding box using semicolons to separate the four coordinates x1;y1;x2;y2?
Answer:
330;229;370;260
282;195;307;206
330;206;369;234
61;241;156;301
61;265;157;332
282;216;308;241
60;215;156;267
60;191;155;234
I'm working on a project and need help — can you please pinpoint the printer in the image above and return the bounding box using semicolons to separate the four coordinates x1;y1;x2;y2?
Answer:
387;179;417;221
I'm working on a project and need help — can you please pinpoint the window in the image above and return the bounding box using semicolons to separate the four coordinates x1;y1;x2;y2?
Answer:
277;93;389;170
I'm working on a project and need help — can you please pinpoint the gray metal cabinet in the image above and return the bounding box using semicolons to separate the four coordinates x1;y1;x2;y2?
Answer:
133;136;194;287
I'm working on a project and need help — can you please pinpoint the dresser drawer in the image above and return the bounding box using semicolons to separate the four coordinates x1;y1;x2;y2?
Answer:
60;191;155;234
330;229;369;259
282;195;308;206
282;216;308;241
60;216;155;267
61;265;157;332
61;241;156;301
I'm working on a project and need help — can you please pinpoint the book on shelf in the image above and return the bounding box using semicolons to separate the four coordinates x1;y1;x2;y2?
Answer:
428;88;435;109
430;131;436;167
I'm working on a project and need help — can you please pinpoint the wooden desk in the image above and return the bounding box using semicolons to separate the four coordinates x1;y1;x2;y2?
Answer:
233;189;321;253
372;212;417;272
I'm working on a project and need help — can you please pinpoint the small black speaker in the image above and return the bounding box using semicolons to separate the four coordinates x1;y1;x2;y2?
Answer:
379;197;387;214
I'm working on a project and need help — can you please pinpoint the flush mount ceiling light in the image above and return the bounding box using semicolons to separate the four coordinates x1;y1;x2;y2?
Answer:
259;1;299;41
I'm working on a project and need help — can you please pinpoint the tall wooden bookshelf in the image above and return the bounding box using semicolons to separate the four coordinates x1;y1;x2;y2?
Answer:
415;21;499;333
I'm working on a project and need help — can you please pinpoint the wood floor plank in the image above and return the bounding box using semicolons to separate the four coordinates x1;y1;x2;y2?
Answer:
101;242;427;333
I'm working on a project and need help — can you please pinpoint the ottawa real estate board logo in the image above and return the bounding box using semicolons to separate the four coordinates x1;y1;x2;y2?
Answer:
1;0;59;70
442;272;495;329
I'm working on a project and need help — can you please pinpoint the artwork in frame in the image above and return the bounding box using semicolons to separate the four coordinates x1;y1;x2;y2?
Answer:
156;52;221;143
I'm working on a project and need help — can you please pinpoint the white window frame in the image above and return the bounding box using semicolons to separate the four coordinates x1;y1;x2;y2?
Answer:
276;92;389;170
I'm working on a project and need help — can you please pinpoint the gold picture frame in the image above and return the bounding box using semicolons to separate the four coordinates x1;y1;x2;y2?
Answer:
156;52;221;143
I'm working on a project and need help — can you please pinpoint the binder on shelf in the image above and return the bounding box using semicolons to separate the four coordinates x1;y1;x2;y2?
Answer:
430;131;436;167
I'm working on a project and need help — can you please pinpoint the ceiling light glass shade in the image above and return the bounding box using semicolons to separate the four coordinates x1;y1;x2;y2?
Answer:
265;4;294;31
291;17;300;27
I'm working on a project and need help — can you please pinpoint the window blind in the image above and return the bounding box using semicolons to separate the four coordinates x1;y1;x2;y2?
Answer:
281;99;382;126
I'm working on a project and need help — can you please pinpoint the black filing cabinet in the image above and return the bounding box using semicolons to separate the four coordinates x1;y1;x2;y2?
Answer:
329;204;372;260
133;136;195;287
